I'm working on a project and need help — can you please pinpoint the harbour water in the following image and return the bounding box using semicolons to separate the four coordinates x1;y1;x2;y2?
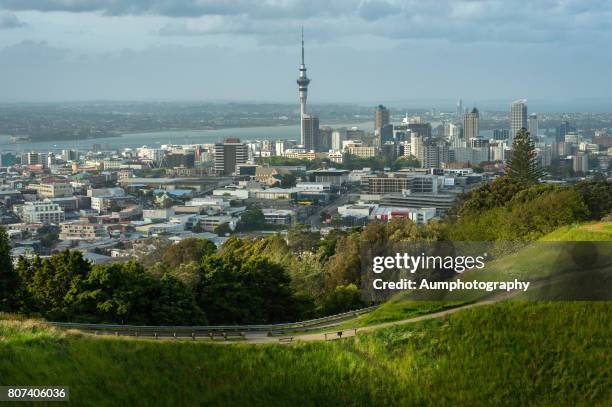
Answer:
0;122;374;153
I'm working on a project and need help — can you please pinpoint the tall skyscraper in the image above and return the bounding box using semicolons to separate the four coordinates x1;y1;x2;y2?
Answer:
456;99;463;118
214;138;248;176
463;107;480;140
302;115;320;152
375;105;390;131
331;128;347;151
510;99;528;145
297;28;311;148
528;113;538;138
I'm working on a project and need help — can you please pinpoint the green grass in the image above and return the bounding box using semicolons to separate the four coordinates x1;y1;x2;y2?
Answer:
1;302;610;406
540;221;612;241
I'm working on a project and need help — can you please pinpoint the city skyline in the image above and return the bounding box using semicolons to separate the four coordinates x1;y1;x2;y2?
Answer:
0;1;611;107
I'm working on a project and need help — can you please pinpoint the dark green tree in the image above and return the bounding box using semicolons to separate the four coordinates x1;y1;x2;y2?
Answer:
198;253;302;324
322;284;365;314
506;128;542;185
280;173;297;188
161;238;216;268
237;208;266;231
0;227;19;311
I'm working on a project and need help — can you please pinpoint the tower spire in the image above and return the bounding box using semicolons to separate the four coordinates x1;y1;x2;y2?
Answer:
301;26;305;65
297;27;311;147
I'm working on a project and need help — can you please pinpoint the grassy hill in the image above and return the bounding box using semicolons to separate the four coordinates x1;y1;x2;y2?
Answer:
2;222;610;405
1;302;610;406
359;221;612;323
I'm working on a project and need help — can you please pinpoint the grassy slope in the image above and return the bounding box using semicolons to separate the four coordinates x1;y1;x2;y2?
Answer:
363;221;612;319
1;302;610;406
1;222;610;405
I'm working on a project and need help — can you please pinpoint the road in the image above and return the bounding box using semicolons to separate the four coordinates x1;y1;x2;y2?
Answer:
304;192;354;228
241;299;498;344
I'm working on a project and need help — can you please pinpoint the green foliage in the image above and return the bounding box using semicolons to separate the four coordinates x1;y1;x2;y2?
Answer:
286;224;320;252
237;207;266;231
15;252;206;325
213;222;232;236
198;253;302;324
37;224;59;248
449;184;589;241
161;238;216;268
573;180;612;220
456;176;524;218
322;284;365;314
280;173;297;188
0;227;19;312
506;128;543;185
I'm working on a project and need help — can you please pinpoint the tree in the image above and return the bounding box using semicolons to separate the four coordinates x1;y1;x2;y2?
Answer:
280;173;297;188
573;180;612;220
198;253;304;324
0;227;19;311
214;222;232;236
322;284;365;314
286;224;320;252
506;128;542;185
161;238;216;268
237;208;266;231
37;224;59;249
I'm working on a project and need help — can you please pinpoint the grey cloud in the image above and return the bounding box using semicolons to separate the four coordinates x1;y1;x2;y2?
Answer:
0;12;26;28
0;0;357;18
358;0;401;21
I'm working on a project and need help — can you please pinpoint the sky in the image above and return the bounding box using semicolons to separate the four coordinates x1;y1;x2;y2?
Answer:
0;0;611;108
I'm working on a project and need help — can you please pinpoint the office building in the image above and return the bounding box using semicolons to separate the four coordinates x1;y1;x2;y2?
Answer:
493;129;509;140
572;153;589;173
332;128;347;151
463;107;480;140
510;99;528;145
375;105;390;132
528;113;538;137
302;115;320;152
18;201;65;224
34;182;73;199
214;138;248;176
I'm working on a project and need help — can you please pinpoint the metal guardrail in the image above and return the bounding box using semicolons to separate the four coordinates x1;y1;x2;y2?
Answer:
48;305;380;336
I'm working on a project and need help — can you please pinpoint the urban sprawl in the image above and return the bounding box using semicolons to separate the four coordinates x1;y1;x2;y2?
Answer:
0;37;610;265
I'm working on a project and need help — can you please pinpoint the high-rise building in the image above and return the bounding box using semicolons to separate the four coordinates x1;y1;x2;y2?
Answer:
528;113;538;138
463;107;480;140
572;153;589;174
510;99;528;145
493;129;510;140
456;99;463;118
375;105;390;132
302;115;320;152
331;128;347;151
556;121;575;142
407;123;432;138
214;138;248;176
297;28;311;148
319;126;332;152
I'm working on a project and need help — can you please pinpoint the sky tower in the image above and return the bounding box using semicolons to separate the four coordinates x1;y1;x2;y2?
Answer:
297;27;311;146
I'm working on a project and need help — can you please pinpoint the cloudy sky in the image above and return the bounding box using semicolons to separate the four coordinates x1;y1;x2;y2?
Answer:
0;0;611;107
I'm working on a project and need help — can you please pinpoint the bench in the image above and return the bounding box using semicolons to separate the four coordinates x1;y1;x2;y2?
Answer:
278;337;294;343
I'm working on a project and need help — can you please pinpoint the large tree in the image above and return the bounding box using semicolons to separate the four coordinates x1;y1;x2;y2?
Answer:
0;227;19;311
506;128;543;185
